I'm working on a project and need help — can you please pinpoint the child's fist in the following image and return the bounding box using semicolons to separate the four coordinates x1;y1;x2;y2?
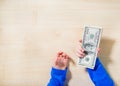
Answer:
53;52;70;70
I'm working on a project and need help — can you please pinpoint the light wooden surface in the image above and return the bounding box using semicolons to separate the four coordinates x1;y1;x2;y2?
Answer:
0;0;120;86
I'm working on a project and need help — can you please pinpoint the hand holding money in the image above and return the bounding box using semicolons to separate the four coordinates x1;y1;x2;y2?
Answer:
76;39;100;59
77;26;102;69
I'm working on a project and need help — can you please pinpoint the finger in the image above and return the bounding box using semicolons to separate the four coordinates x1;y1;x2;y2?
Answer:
77;45;84;53
76;50;85;57
56;55;63;64
58;51;63;55
79;39;82;43
55;56;60;65
77;48;85;55
62;53;69;60
97;48;100;52
57;51;63;57
63;54;67;58
63;54;69;60
80;47;84;53
76;52;84;58
65;55;69;59
61;53;66;57
54;57;58;65
59;51;63;54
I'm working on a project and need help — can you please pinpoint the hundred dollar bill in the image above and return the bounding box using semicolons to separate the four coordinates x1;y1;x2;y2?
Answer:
78;26;102;69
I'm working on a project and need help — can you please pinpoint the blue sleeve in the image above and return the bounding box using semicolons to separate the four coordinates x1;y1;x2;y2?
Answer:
47;67;67;86
87;58;115;86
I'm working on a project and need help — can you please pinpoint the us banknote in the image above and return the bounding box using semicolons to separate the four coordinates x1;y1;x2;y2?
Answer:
78;26;102;69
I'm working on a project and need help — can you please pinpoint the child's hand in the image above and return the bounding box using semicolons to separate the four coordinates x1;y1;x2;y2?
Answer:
53;51;70;70
76;39;100;58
